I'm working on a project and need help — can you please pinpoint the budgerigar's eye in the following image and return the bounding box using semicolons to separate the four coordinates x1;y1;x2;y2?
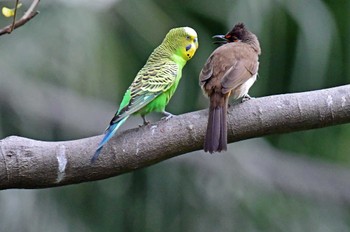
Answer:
193;38;197;43
186;35;191;40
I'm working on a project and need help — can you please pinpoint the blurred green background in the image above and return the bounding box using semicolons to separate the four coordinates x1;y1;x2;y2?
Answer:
1;0;350;231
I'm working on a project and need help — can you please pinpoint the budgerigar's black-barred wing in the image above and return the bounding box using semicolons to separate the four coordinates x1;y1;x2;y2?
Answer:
110;61;178;125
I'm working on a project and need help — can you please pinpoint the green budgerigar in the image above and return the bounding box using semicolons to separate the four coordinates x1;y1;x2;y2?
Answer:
92;27;199;162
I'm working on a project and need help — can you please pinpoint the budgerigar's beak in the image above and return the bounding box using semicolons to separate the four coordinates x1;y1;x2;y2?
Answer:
212;35;228;44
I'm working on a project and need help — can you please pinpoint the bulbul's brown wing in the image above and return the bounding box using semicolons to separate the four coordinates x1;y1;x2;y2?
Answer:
199;42;259;96
199;42;259;153
221;48;259;95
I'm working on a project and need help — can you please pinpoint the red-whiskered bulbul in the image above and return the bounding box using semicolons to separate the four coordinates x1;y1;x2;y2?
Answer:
199;23;261;153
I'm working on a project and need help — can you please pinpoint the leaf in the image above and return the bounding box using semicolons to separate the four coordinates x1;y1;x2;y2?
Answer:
2;3;22;18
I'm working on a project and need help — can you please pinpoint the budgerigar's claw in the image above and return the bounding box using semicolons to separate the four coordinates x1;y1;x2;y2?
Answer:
161;111;174;121
139;121;150;127
139;115;150;127
161;115;173;121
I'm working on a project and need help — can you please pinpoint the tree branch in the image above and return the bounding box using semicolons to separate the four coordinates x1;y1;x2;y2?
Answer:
0;0;40;36
1;84;350;190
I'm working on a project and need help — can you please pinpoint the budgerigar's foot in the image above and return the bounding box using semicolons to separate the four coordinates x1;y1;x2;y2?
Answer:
241;94;254;103
161;111;175;121
139;122;150;127
139;116;150;127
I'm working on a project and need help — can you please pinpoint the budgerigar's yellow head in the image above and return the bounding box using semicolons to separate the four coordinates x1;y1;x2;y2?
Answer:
163;27;199;62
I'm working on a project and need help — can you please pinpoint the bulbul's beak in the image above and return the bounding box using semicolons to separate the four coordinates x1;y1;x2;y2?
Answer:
212;35;228;44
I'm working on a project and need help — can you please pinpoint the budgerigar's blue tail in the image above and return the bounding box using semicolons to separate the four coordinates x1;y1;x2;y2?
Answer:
91;116;129;163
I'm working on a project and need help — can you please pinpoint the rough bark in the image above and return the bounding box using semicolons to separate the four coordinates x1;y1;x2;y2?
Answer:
1;85;350;189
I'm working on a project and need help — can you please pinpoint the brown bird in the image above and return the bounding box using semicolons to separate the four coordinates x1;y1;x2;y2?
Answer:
199;23;261;153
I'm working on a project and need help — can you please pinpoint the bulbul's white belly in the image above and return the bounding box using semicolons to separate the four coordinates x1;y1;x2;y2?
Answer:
231;74;257;99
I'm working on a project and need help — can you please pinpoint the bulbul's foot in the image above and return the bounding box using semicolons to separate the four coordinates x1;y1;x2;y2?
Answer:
241;94;254;103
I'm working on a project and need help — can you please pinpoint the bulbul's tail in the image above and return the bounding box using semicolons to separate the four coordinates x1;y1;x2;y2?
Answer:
204;93;228;153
